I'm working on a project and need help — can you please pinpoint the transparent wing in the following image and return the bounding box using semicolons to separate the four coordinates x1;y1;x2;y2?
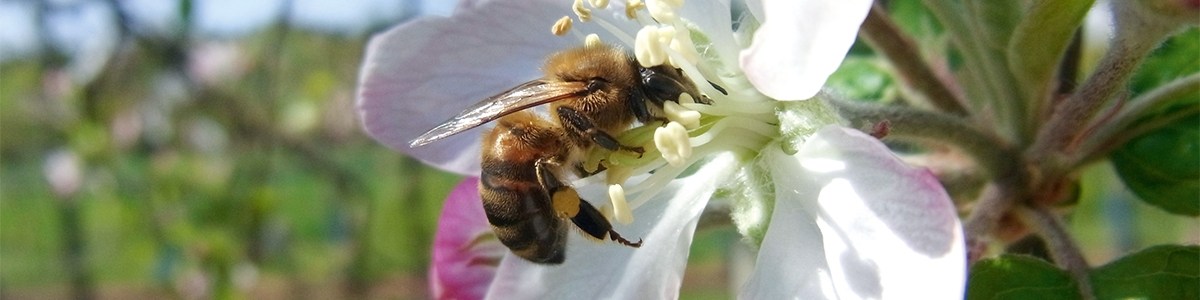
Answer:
409;80;589;147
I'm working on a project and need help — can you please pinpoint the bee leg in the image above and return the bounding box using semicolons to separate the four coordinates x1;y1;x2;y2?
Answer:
628;89;658;124
574;162;607;177
640;67;713;105
536;160;643;248
556;106;645;156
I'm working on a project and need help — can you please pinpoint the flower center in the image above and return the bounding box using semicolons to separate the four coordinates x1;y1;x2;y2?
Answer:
556;0;780;223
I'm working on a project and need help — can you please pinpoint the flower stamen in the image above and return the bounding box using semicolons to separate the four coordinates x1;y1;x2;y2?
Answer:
664;100;700;129
585;33;603;48
625;0;645;19
608;184;634;224
635;26;667;67
654;121;691;166
588;0;610;9
573;0;593;22
552;16;574;36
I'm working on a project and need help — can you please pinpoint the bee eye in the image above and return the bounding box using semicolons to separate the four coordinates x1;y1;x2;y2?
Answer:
587;78;606;92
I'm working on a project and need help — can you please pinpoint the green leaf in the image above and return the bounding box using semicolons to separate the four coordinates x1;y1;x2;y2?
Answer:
968;0;1022;52
1131;29;1200;96
826;57;895;102
968;255;1082;300
1111;114;1200;216
1007;0;1096;104
1091;245;1200;300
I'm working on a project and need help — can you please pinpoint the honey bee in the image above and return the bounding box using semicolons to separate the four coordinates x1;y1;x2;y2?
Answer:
409;44;707;264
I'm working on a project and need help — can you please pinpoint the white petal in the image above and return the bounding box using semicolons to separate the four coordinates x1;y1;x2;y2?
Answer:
743;126;965;299
674;0;740;68
484;154;739;298
738;0;871;101
742;145;838;299
356;0;639;175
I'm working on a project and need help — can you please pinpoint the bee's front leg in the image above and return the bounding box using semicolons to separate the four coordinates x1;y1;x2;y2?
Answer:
556;106;645;157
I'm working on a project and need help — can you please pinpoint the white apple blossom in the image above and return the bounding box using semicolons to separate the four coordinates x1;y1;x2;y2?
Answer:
357;0;966;298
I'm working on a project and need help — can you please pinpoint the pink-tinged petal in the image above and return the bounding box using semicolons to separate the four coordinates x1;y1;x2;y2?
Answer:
430;177;507;300
484;154;739;298
356;0;638;175
738;0;871;101
746;126;965;298
799;127;964;299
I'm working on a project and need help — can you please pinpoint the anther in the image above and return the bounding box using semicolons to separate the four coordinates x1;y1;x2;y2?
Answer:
608;184;634;224
573;0;592;22
625;0;645;19
654;121;692;166
634;26;666;67
552;16;574;36
664;99;700;129
588;0;609;9
585;33;602;48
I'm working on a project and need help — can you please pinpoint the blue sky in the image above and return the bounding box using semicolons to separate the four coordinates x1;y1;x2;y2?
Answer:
0;0;457;62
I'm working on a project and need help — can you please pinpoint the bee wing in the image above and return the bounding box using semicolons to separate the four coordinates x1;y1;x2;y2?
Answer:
408;80;589;147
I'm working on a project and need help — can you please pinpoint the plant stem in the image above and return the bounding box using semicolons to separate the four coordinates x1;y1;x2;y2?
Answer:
962;184;1019;263
1027;0;1179;177
827;98;1022;182
1072;73;1200;165
859;4;969;116
1018;205;1095;300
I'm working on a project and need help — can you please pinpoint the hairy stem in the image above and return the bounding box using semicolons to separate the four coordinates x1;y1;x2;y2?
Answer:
827;98;1022;181
1027;1;1180;178
1018;205;1095;300
963;184;1019;263
1072;73;1200;164
859;4;969;116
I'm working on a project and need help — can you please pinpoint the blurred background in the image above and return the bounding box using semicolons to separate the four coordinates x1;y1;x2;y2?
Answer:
0;0;1195;299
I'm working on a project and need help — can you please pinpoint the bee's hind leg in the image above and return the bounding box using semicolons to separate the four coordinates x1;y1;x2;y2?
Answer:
536;159;643;248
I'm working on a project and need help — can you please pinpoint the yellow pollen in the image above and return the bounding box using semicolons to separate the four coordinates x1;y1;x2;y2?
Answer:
552;16;573;36
552;188;582;217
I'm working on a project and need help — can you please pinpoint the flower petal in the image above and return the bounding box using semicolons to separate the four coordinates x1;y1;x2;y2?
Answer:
738;0;871;101
484;153;738;298
674;0;740;68
356;0;638;175
430;177;507;300
744;126;965;299
742;146;837;299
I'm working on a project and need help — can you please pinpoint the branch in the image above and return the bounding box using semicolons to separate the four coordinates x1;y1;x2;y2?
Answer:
1017;205;1095;300
859;4;969;116
826;97;1022;182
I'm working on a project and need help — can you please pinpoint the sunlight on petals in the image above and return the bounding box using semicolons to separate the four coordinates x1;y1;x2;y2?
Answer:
739;0;872;100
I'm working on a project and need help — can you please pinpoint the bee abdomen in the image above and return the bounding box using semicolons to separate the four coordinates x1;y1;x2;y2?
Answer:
478;170;568;263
